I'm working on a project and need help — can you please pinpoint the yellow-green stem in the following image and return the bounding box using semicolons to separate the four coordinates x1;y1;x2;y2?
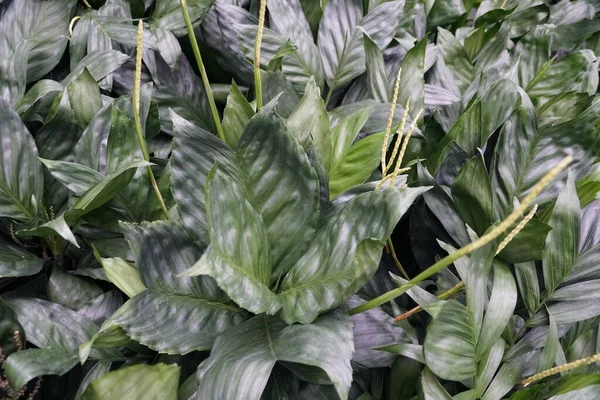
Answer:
521;352;600;386
180;0;225;140
348;155;573;315
254;0;267;109
133;21;170;220
387;238;409;280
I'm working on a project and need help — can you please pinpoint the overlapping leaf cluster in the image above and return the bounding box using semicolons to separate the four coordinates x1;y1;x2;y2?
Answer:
1;0;600;399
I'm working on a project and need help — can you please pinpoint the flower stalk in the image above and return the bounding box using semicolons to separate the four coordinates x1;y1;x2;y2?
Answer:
254;0;268;109
349;155;573;316
133;21;170;220
180;0;225;140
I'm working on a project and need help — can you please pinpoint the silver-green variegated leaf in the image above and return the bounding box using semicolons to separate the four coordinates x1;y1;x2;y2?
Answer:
0;97;43;221
196;309;353;400
83;221;246;357
278;183;429;324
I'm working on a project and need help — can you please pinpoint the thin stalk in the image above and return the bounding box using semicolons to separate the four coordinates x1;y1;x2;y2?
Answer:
324;89;333;108
395;281;465;321
254;0;267;109
133;21;170;220
387;238;409;280
348;155;573;316
180;0;224;140
393;204;539;322
521;352;600;386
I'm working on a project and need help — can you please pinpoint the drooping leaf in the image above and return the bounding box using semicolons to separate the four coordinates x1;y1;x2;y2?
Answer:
0;241;45;278
0;97;43;221
5;348;78;390
279;184;428;324
196;310;353;400
543;173;580;295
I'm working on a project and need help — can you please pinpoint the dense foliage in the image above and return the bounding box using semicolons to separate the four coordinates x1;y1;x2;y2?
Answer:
1;0;600;398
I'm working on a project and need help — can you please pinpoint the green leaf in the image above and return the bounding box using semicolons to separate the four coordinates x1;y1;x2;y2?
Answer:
279;185;428;324
260;71;302;117
437;27;475;93
67;68;103;129
427;0;466;29
515;262;541;316
39;158;103;196
0;0;77;83
510;374;600;400
543;173;580;294
451;155;493;236
81;363;180;400
196;310;353;400
0;241;45;278
18;212;79;248
183;166;280;315
318;0;402;90
69;160;153;216
222;80;254;149
330;107;372;167
398;37;427;122
93;220;248;355
536;310;558;373
476;263;517;359
171;111;239;244
6;298;116;361
528;50;599;98
94;254;146;299
267;0;325;89
236;101;321;278
287;77;331;167
75;361;112;400
329;133;384;198
63;50;130;87
5;348;78;390
49;267;104;310
424;300;475;381
517;25;554;89
0;97;43;221
421;368;453;400
497;219;552;264
15;79;63;115
363;33;389;102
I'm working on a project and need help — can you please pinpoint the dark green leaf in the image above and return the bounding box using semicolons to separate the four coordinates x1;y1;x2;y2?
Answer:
0;242;45;278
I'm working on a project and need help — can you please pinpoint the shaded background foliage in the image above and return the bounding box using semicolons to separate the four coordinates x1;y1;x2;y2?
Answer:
1;0;600;399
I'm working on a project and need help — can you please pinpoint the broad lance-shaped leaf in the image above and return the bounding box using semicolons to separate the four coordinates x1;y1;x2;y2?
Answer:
235;100;320;279
543;172;580;295
5;298;120;388
183;166;280;315
171;110;240;245
81;363;180;400
222;81;254;149
267;0;325;90
0;97;43;221
278;184;429;324
196;310;353;400
287;77;331;169
81;221;246;358
5;349;78;390
0;0;77;83
318;0;403;90
0;241;45;278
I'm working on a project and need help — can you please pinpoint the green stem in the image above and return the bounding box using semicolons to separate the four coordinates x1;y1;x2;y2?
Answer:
133;21;170;220
387;238;409;280
254;0;267;109
180;0;225;140
324;88;333;108
348;155;573;316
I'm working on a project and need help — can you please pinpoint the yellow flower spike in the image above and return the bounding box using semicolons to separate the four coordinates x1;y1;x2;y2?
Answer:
390;108;423;185
133;21;170;220
521;352;600;387
496;204;538;254
349;155;573;315
82;0;92;7
253;0;267;109
68;16;81;40
384;99;410;178
380;68;403;184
